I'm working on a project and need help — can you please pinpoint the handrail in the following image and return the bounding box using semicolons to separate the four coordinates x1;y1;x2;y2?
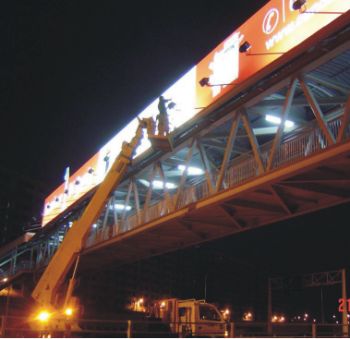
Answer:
86;114;346;247
0;115;347;279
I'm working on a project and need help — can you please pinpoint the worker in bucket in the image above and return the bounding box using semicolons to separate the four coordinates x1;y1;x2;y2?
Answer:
156;95;175;136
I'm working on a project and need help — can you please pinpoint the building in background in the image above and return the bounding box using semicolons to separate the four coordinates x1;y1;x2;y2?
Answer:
0;166;45;245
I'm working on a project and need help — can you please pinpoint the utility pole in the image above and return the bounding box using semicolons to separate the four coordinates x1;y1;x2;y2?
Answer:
341;269;348;337
320;287;325;323
267;278;272;336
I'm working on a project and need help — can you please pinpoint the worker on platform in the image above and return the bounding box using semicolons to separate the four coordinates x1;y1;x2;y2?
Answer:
156;95;174;136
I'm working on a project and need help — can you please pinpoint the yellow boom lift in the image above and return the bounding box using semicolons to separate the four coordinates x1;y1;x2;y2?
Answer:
31;117;170;325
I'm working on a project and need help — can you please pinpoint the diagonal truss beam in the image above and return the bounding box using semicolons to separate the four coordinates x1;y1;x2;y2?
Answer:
241;109;265;175
278;182;350;198
267;78;297;171
197;139;215;193
305;74;350;95
337;94;350;143
175;139;195;208
219;204;244;229
269;184;293;215
299;76;335;145
132;178;141;224
157;161;173;213
216;113;240;192
230;198;284;214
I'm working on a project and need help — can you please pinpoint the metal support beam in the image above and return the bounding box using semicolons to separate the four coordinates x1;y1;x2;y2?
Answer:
179;220;207;240
143;164;157;221
120;181;133;230
157;162;173;213
132;178;141;224
341;269;349;337
111;195;120;236
241;110;265;174
278;182;350;198
216;113;240;192
197;139;215;194
267;78;297;171
305;74;350;95
269;185;293;215
174;140;195;209
299;76;335;145
219;204;243;229
337;94;350;143
230;198;283;214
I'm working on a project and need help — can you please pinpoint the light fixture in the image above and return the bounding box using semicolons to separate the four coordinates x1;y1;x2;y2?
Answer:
265;114;295;128
37;310;51;322
292;0;306;10
242;311;253;321
92;223;98;229
152;180;177;190
2;277;8;283
64;308;73;317
240;41;284;56
109;204;132;211
178;165;204;176
292;0;343;14
139;179;177;190
199;77;210;87
239;41;252;53
199;77;236;87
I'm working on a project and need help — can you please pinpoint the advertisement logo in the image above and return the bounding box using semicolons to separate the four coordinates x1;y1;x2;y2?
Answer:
262;8;280;34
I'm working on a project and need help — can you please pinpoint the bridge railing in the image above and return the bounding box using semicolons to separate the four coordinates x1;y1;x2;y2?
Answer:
86;114;348;248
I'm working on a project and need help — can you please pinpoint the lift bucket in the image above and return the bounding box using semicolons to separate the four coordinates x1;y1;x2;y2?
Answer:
149;135;173;152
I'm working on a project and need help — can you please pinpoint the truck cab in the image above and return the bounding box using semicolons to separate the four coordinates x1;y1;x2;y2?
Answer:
157;298;226;337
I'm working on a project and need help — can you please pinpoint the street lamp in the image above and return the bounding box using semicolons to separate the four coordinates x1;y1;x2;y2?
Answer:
37;310;51;322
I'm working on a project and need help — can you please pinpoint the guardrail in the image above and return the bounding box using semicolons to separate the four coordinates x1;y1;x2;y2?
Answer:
0;315;348;338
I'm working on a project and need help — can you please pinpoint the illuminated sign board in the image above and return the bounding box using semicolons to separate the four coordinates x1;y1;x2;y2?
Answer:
42;0;350;226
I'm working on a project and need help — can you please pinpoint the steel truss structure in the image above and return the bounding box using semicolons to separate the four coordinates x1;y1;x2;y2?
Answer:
1;23;350;297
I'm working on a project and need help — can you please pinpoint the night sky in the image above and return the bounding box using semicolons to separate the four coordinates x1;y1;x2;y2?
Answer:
5;0;266;197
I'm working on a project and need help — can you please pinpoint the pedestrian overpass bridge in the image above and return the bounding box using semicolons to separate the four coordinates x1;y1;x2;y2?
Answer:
1;12;350;302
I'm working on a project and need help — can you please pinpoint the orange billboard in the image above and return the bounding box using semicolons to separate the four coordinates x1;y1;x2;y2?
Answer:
42;0;350;226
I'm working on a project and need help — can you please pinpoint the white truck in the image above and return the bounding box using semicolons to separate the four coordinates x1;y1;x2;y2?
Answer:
150;298;227;337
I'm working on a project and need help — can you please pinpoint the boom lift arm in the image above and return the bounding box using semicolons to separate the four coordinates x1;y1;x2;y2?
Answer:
32;118;154;309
